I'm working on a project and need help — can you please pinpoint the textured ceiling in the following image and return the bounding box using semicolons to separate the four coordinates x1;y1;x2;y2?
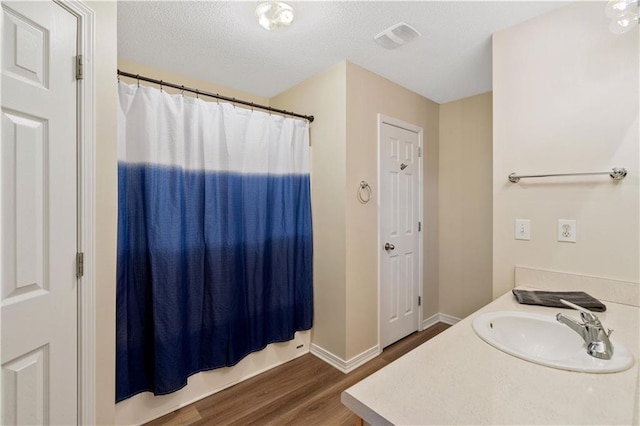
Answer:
118;1;570;104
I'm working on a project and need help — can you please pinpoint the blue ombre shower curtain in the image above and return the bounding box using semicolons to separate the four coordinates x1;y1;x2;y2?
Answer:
116;83;313;402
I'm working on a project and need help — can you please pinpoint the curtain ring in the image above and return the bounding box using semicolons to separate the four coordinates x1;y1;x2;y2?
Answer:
117;73;120;84
196;89;199;99
250;102;254;112
180;85;184;97
232;98;236;108
136;74;140;87
160;80;163;92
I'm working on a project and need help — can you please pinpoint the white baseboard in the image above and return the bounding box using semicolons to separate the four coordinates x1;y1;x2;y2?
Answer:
422;313;441;329
310;343;381;374
438;313;461;325
312;315;461;374
422;312;461;329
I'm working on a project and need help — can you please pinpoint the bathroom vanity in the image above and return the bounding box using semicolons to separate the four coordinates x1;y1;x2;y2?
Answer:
341;286;640;425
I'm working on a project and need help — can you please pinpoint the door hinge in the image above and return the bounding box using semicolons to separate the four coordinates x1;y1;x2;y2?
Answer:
418;221;422;232
76;252;84;278
76;55;83;80
418;147;422;157
418;296;422;306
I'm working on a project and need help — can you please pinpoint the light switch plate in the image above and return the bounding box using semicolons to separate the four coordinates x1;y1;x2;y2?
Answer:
515;219;531;241
558;219;577;243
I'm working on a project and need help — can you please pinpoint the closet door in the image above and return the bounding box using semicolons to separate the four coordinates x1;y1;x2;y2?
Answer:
380;120;421;348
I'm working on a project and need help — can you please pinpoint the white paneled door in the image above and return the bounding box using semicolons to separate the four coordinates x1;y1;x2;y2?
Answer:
380;119;421;348
1;1;78;424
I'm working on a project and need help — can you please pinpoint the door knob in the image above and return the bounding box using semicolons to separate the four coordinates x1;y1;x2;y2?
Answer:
384;242;395;251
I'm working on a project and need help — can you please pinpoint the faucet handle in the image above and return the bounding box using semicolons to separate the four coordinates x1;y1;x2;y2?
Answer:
559;299;600;323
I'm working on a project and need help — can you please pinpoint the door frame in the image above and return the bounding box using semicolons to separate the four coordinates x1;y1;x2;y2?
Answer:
52;1;96;423
377;114;424;349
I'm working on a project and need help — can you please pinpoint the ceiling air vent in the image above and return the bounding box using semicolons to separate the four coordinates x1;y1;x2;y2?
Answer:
373;22;421;49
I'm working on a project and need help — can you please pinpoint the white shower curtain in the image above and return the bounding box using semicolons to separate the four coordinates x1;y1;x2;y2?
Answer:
116;83;313;401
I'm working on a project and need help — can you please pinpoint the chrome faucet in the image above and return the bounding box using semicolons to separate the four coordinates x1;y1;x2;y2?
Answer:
556;299;614;360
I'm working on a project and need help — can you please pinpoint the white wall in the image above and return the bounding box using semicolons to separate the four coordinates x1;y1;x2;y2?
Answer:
493;2;639;298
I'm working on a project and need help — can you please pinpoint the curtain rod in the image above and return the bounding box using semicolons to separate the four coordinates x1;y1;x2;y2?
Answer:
117;70;314;123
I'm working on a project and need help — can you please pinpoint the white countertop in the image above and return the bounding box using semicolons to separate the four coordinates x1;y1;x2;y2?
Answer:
342;290;640;425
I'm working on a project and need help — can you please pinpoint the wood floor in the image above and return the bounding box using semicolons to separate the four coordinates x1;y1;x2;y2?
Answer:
146;323;450;426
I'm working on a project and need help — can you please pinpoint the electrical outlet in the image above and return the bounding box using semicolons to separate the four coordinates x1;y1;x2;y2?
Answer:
558;219;576;243
515;219;531;241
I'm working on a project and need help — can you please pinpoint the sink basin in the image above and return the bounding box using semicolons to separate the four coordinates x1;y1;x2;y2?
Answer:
472;311;634;373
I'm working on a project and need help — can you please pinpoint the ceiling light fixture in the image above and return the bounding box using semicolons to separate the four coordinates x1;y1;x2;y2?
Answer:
606;0;639;34
256;1;295;31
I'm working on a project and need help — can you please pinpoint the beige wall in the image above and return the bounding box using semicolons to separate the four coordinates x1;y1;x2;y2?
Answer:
273;62;439;361
91;1;118;424
117;59;269;105
115;59;441;377
439;92;493;319
271;62;348;359
493;2;639;298
82;1;640;422
344;63;439;358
